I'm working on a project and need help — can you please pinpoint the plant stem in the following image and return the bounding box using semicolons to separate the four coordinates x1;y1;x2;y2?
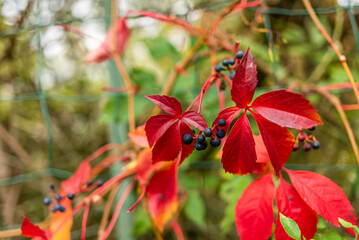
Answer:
310;85;359;166
302;0;359;104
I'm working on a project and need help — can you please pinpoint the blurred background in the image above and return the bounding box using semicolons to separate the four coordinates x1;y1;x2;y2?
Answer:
0;0;359;239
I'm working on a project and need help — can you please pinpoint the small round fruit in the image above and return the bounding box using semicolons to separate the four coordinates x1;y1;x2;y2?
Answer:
201;141;208;150
292;142;300;151
97;180;104;187
218;119;226;127
229;72;235;79
311;140;320;149
210;138;221;147
49;184;55;190
182;134;193;145
43;197;52;206
228;58;236;65
59;205;66;213
216;129;226;139
86;180;93;187
236;51;244;59
55;194;61;201
191;128;196;134
297;134;305;142
195;142;203;151
204;128;213;137
222;59;229;67
215;65;222;72
67;193;75;200
308;126;316;131
303;143;311;151
197;134;206;143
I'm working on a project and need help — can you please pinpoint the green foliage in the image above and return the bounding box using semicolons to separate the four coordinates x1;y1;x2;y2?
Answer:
338;218;359;237
183;191;206;229
279;213;301;240
219;175;252;233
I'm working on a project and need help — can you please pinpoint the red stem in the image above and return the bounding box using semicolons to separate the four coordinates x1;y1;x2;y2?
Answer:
101;182;134;240
171;220;184;240
81;204;90;240
127;184;147;213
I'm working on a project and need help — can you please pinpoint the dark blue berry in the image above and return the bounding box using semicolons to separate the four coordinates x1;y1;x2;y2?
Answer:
182;134;193;145
228;58;236;65
308;126;316;131
97;180;104;187
216;129;226;139
229;72;235;79
86;180;93;187
236;51;244;59
218;119;226;127
210;138;221;147
43;197;52;206
215;65;222;73
197;134;205;143
194;142;202;151
49;184;55;190
55;193;61;201
67;193;75;200
191;128;196;134
311;140;320;149
52;203;62;212
204;128;213;137
59;205;66;212
222;59;229;67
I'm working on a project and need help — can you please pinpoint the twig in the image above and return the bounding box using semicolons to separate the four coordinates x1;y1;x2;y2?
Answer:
110;0;136;133
310;85;359;166
0;123;32;165
81;203;91;240
302;0;359;104
97;184;120;240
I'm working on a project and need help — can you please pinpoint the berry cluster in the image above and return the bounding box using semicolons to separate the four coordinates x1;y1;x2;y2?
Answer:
182;119;227;151
214;50;244;77
293;127;320;152
42;184;75;213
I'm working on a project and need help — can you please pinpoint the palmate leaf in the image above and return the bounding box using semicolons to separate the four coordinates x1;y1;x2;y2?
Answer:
212;106;242;132
251;90;323;130
275;176;318;240
222;114;257;174
235;172;275;240
231;47;257;108
145;95;207;163
285;169;358;236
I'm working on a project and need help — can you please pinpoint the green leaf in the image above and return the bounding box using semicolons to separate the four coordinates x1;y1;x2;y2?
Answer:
338;217;359;235
314;230;342;240
279;213;301;240
183;191;206;229
219;175;252;233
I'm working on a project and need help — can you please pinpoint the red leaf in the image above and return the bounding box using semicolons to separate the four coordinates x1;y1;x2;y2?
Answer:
128;125;149;148
253;134;270;163
182;111;207;131
145;114;176;147
135;149;155;184
212;106;242;132
252;112;295;175
21;216;48;239
285;169;358;235
231;48;257;108
222;114;257;174
251;90;323;130
146;95;182;116
179;121;194;163
152;121;181;163
61;161;91;194
235;172;275;240
85;18;129;63
275;176;318;240
147;161;178;232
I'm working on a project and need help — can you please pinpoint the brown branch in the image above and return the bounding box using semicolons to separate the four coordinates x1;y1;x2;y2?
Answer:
302;0;359;104
309;85;359;166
